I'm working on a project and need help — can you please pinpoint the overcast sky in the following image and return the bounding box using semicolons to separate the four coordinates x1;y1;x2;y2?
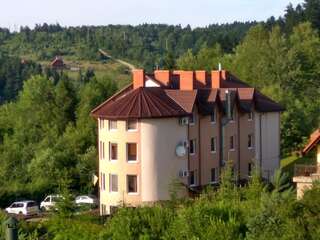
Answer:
1;0;303;29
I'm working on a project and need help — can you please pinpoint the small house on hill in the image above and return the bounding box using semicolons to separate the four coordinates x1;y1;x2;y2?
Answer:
293;129;320;199
51;56;65;69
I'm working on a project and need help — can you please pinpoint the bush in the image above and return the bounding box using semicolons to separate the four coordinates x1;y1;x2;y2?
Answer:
100;205;175;240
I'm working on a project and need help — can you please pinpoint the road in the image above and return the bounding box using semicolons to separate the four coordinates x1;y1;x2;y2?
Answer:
99;49;136;70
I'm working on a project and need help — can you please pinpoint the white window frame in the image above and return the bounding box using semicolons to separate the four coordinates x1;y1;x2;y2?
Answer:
189;139;196;155
248;111;253;121
127;143;138;163
127;119;138;132
127;175;139;195
99;118;105;129
248;134;254;149
210;168;218;184
108;120;117;131
99;141;105;160
189;112;196;126
189;170;196;187
210;137;216;153
109;142;118;162
109;174;118;193
210;108;216;124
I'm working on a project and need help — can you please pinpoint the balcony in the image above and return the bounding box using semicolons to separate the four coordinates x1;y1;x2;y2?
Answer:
294;164;317;177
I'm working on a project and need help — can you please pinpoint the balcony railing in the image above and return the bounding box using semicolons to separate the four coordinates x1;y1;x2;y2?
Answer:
294;164;317;177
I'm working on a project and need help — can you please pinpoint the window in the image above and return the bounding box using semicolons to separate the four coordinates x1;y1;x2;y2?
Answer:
189;113;195;125
230;108;235;121
189;139;196;155
109;174;118;192
109;120;117;131
248;112;253;121
99;118;104;129
127;119;137;131
99;141;105;160
211;137;216;153
109;143;118;161
248;163;253;176
189;171;195;186
127;143;137;162
127;175;138;193
229;136;235;150
248;134;253;149
210;108;216;123
211;168;217;183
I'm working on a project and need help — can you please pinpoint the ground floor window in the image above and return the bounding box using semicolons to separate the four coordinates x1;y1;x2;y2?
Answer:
189;171;196;186
211;168;218;183
127;175;138;193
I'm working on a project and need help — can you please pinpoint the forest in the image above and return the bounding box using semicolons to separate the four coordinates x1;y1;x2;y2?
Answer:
0;0;319;239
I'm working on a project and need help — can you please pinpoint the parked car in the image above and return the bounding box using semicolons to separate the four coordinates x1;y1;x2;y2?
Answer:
75;195;98;207
40;195;62;211
5;201;39;216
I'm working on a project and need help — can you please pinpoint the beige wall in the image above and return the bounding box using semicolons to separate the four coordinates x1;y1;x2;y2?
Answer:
99;119;141;215
254;112;280;180
140;118;188;202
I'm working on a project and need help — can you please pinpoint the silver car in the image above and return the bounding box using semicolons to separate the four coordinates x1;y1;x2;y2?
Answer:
5;201;39;216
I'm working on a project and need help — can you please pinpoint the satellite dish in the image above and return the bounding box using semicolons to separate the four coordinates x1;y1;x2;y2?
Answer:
176;144;187;157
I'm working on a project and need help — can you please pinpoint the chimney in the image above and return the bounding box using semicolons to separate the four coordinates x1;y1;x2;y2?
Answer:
179;71;194;90
132;69;145;89
154;70;170;86
195;70;207;87
211;70;228;88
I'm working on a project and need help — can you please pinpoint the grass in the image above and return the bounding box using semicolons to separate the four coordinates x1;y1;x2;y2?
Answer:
281;154;315;178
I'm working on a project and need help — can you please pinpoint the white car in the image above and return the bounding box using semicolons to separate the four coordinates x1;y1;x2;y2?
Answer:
40;195;62;211
5;201;39;216
75;195;98;206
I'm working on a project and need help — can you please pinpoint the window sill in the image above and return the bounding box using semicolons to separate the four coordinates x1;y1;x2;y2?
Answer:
210;121;216;124
189;153;196;156
127;192;139;196
210;181;219;184
248;147;254;150
109;191;118;194
211;151;216;154
229;149;235;152
189;184;197;187
109;160;118;163
109;129;118;132
127;160;138;164
127;129;138;132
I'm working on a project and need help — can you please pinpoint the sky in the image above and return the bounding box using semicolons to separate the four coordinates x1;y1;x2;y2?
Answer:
0;0;303;29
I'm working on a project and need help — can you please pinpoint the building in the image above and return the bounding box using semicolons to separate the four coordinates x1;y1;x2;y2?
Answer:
91;69;284;215
51;56;65;69
293;129;320;199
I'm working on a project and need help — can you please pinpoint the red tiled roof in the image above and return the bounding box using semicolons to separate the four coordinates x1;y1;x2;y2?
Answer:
91;70;284;120
303;129;320;154
165;90;197;113
92;87;188;119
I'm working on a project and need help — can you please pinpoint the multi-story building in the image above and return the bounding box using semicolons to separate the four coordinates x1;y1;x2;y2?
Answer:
91;69;284;215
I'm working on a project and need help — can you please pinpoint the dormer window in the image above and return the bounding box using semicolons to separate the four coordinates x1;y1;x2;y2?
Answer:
127;119;137;131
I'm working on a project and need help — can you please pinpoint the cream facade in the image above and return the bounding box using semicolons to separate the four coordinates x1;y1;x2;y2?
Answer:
93;69;283;215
